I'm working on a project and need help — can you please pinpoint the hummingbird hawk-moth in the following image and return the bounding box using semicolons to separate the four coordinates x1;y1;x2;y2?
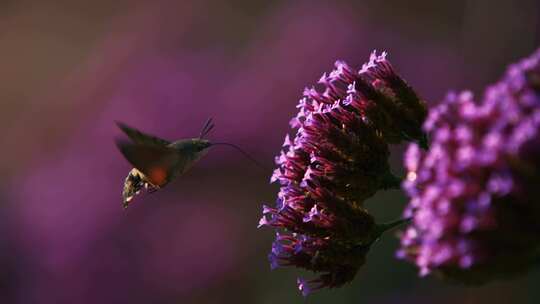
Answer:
115;118;263;208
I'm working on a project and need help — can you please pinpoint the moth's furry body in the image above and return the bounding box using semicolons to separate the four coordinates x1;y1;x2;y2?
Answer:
115;121;213;208
167;139;211;177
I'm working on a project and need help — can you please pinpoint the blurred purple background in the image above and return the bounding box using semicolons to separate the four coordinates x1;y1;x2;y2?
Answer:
1;0;539;303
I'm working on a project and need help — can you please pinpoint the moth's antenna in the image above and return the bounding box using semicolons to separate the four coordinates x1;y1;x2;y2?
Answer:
211;142;268;171
199;118;214;139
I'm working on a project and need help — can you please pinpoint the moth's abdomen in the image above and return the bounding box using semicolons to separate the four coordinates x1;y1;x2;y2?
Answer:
122;168;156;208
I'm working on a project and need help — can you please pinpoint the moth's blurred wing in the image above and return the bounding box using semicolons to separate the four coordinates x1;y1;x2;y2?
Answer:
115;121;170;146
115;139;178;187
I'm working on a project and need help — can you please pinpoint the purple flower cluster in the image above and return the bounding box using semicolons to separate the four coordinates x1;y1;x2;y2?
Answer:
398;48;540;283
259;51;427;295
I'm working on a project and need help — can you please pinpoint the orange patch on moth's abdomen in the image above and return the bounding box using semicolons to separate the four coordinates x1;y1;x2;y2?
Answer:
147;167;168;187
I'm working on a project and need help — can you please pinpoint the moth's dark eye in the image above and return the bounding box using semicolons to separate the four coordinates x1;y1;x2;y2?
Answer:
198;142;210;151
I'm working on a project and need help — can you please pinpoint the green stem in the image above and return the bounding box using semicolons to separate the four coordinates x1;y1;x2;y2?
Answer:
375;217;412;237
357;217;412;248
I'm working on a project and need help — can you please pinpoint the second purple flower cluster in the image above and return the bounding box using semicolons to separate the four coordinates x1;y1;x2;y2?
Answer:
398;48;540;283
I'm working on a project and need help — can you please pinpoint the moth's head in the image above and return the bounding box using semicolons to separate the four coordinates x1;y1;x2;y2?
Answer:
191;138;212;152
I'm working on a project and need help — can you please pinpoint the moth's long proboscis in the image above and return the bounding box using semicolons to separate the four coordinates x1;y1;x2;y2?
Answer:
211;142;268;171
